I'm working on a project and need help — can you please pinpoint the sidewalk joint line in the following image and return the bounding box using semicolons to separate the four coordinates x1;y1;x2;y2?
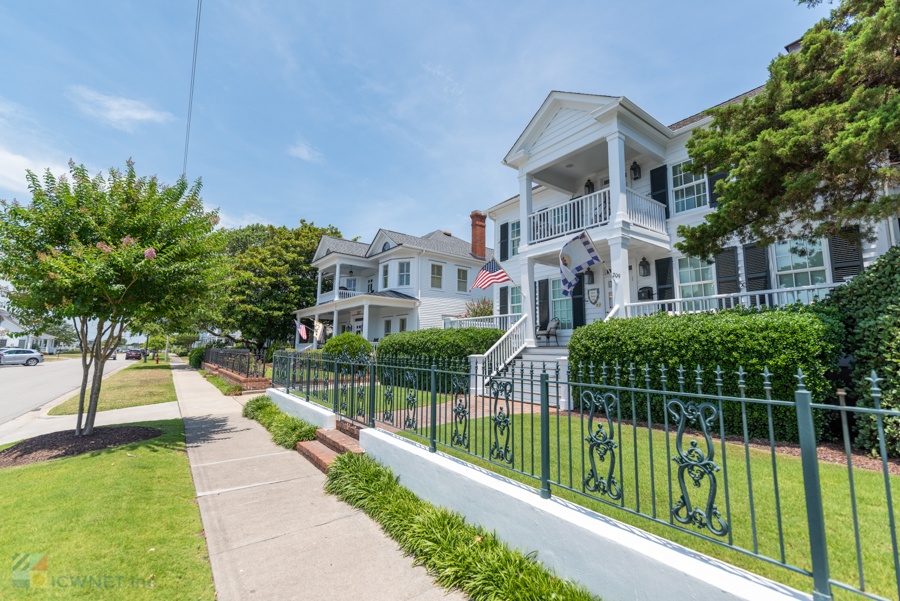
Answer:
196;477;304;497
211;512;358;557
191;451;293;467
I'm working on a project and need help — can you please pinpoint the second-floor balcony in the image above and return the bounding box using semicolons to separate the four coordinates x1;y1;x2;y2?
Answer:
528;187;666;244
316;289;366;305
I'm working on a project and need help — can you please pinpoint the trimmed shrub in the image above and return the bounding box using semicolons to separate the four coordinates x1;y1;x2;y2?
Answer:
826;244;900;456
188;347;205;369
242;395;317;448
323;333;373;361
376;328;503;361
568;308;844;442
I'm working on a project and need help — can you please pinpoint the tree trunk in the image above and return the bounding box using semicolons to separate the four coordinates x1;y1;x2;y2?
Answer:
74;317;96;437
83;320;125;435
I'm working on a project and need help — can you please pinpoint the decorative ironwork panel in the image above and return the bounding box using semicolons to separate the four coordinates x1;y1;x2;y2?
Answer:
450;374;469;448
667;398;728;537
381;368;395;424
489;380;513;464
581;389;622;500
338;362;351;414
403;368;418;430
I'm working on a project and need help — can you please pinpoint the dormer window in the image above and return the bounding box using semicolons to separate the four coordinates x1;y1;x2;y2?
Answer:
382;241;390;252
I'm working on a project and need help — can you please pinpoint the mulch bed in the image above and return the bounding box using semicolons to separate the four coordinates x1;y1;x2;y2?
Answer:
0;426;163;470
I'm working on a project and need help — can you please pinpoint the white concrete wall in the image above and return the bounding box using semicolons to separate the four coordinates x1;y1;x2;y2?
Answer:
360;428;811;601
266;388;335;430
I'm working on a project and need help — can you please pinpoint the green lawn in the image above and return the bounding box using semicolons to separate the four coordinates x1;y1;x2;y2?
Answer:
400;414;900;600
0;419;215;599
49;363;176;416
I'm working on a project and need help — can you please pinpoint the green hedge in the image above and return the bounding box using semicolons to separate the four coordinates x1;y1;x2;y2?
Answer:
242;395;317;448
826;244;900;456
568;308;844;442
188;347;205;369
323;333;373;360
376;328;504;361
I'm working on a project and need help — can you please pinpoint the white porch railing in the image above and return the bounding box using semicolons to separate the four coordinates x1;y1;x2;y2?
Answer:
529;188;611;244
316;289;366;304
626;188;667;234
471;314;528;380
445;314;523;331
624;282;841;317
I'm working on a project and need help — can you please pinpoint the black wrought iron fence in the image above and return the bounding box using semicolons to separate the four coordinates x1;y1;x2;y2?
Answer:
271;350;900;601
203;348;267;378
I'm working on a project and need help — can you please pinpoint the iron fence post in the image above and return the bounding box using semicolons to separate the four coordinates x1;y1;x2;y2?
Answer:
795;372;833;601
540;372;551;499
430;363;437;453
271;353;275;389
305;354;311;401
333;357;339;415
369;361;376;428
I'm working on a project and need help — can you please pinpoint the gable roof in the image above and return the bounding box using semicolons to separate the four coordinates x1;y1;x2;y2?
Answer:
372;229;493;261
668;85;766;131
318;235;369;258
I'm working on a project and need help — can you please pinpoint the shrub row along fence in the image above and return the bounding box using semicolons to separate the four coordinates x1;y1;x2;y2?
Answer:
203;348;267;379
271;350;900;601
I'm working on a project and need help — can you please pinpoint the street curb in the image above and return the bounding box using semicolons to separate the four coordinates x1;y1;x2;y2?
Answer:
37;357;148;417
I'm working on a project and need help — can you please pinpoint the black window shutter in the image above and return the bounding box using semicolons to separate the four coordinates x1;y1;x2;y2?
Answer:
572;278;585;328
537;279;550;330
743;243;771;305
707;171;728;208
499;222;509;262
655;257;674;300
830;227;864;282
499;286;509;315
650;165;669;218
715;246;739;309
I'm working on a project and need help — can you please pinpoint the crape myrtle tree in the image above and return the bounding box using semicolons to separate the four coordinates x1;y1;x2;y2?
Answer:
0;160;223;435
677;0;900;260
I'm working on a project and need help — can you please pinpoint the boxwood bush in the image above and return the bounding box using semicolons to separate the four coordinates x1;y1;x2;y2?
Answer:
568;308;844;442
188;347;205;369
826;244;900;456
323;332;373;360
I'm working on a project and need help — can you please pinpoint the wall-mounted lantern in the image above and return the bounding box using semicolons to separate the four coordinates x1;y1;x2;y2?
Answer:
584;179;595;195
348;268;354;277
584;266;595;285
638;257;651;277
630;161;642;181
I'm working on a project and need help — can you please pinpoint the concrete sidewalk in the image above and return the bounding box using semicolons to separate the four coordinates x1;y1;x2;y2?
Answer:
172;363;467;601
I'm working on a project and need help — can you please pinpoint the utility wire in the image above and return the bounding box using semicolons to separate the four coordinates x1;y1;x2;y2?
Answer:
183;0;203;177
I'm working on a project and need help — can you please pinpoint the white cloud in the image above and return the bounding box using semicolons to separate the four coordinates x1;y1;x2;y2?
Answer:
217;210;274;230
286;140;324;163
67;85;174;132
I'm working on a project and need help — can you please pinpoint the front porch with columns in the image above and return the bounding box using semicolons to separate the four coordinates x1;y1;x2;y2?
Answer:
294;294;419;347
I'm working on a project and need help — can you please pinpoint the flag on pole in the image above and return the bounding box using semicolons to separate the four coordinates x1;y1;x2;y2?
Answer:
559;230;603;297
295;319;307;341
470;258;512;291
313;321;325;343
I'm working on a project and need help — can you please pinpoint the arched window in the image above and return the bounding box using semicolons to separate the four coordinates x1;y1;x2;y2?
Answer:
382;241;390;252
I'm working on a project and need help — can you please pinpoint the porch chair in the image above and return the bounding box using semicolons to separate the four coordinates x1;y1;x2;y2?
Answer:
535;317;560;346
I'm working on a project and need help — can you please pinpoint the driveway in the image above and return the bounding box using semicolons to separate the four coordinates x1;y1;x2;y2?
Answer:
0;355;132;426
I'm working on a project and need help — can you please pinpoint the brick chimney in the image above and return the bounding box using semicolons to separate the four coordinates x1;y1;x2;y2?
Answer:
470;211;487;259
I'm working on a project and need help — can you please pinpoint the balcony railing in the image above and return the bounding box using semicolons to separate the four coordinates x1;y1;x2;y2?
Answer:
444;314;523;331
624;282;841;317
317;289;366;304
529;188;611;244
626;188;667;234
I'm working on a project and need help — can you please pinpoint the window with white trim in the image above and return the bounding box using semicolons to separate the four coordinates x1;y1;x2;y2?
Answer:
382;264;389;289
367;278;374;293
399;317;407;332
398;262;411;286
384;319;392;336
431;264;443;289
510;221;521;256
457;268;467;292
345;278;356;291
550;279;573;329
510;287;522;315
672;160;707;214
678;257;714;299
775;239;827;303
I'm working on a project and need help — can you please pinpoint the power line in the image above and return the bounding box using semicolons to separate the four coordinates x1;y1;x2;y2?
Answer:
183;0;203;177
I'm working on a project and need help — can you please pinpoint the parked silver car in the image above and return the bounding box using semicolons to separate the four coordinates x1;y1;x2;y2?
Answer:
0;349;45;366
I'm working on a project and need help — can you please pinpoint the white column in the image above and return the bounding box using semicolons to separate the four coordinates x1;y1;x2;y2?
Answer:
332;307;339;338
362;302;370;341
518;173;533;246
313;312;320;349
316;269;323;300
521;256;536;347
608;237;631;312
294;315;300;349
333;262;341;298
606;132;628;226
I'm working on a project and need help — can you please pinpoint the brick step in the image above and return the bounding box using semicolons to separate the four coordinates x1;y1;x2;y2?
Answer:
336;419;366;440
316;429;362;455
296;440;339;473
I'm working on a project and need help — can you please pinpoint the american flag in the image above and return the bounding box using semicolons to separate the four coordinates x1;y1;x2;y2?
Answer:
470;258;512;291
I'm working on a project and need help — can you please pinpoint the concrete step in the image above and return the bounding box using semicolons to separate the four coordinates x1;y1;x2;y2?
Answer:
336;419;365;440
296;440;340;473
316;429;362;455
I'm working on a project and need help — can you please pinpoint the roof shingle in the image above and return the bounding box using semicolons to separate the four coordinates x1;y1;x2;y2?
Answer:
668;85;766;131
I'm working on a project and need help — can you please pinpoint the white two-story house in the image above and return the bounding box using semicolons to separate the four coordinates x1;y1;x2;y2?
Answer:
294;216;492;344
477;88;899;351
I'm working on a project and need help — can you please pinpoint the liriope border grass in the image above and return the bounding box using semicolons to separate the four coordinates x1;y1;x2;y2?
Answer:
242;395;317;448
325;452;599;601
205;374;242;396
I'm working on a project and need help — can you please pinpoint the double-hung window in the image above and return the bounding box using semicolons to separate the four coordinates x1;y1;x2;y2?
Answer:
398;262;411;286
550;279;573;329
510;287;522;315
345;278;356;291
384;320;391;336
510;221;521;256
672;160;708;214
382;264;389;289
775;239;827;303
457;268;467;292
678;257;714;306
431;264;443;289
399;318;407;332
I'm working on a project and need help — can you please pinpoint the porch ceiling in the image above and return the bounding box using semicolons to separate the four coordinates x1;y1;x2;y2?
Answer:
533;142;643;195
528;237;669;267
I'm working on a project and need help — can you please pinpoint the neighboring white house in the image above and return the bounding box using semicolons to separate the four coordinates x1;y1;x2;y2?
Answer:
0;294;57;352
294;218;492;344
472;87;899;351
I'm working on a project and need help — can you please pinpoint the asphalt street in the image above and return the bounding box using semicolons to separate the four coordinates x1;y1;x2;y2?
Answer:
0;356;131;426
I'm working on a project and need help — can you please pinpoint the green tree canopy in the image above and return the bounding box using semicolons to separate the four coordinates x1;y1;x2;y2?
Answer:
677;0;900;260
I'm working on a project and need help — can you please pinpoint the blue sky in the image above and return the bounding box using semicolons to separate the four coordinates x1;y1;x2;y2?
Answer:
0;0;831;246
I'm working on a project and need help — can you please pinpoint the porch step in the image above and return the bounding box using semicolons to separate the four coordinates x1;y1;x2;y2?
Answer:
316;429;363;455
296;440;340;473
336;419;365;440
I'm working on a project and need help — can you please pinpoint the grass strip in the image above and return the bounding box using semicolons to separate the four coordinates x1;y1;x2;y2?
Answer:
0;419;214;599
325;453;599;601
49;363;176;416
205;374;242;396
242;395;317;448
